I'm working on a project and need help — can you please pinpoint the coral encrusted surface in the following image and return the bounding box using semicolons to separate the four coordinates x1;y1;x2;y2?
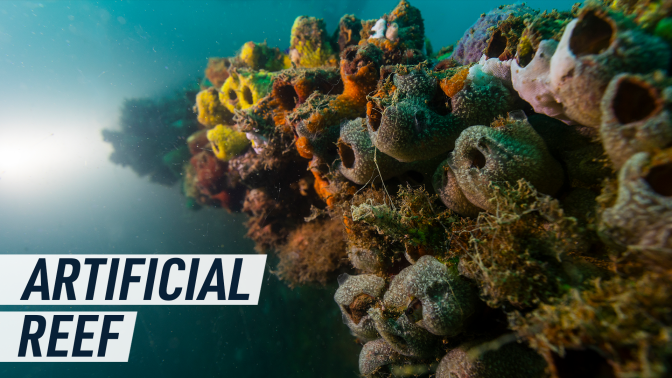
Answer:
104;1;672;376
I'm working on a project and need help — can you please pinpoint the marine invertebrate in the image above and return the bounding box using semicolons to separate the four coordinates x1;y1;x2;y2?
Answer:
367;256;478;357
358;339;407;377
451;180;595;308
238;41;290;72
367;65;465;162
188;150;246;211
452;4;535;65
512;270;672;377
270;67;343;113
204;57;234;88
334;273;385;341
512;9;571;68
293;43;383;163
349;186;456;260
512;40;572;123
219;69;275;112
435;340;547;378
357;0;426;66
449;59;518;127
367;305;442;358
206;125;250;161
432;158;483;218
187;129;209;155
549;5;671;127
346;246;392;274
446;114;564;214
109;1;672;375
600;72;672;169
383;0;425;51
380;255;480;336
336;118;414;185
276;217;348;287
289;16;338;68
599;149;672;268
335;14;362;51
194;87;234;127
370;19;387;40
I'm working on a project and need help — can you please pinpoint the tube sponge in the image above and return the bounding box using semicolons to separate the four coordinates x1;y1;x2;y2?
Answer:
381;256;479;337
289;16;338;68
432;159;483;217
271;67;343;112
450;61;517;127
206;125;250;161
448;114;564;213
334;273;385;341
336;118;410;185
367;66;466;162
359;339;407;376
292;44;383;163
435;340;547;378
194;87;234;127
549;6;670;127
600;72;672;170
512;40;573;123
238;41;291;72
599;148;672;268
219;69;275;112
452;4;535;65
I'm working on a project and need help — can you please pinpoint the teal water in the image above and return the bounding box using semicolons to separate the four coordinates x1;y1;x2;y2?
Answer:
0;1;575;376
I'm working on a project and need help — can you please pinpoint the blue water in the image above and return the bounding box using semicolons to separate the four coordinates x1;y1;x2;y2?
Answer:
0;0;576;376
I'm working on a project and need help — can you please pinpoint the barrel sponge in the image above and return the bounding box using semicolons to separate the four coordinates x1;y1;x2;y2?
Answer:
382;256;479;337
450;117;564;213
219;69;275;112
387;0;425;51
238;41;291;72
512;40;573;124
359;339;408;377
367;66;466;162
450;63;517;127
270;67;343;112
452;4;536;65
292;93;341;163
194;87;233;127
334;273;385;341
337;118;410;185
206;125;250;161
391;64;437;99
369;99;465;163
549;6;670;127
600;72;672;170
294;43;382;158
289;16;338;68
368;303;442;358
435;340;547;378
432;158;484;217
599;149;672;268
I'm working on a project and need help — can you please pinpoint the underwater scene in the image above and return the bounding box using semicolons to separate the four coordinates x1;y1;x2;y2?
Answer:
1;0;672;376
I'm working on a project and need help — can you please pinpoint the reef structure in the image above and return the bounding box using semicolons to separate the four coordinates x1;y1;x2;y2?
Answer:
104;1;672;377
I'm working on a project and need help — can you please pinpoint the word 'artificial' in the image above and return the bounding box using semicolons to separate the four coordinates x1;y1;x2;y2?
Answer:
20;257;249;301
